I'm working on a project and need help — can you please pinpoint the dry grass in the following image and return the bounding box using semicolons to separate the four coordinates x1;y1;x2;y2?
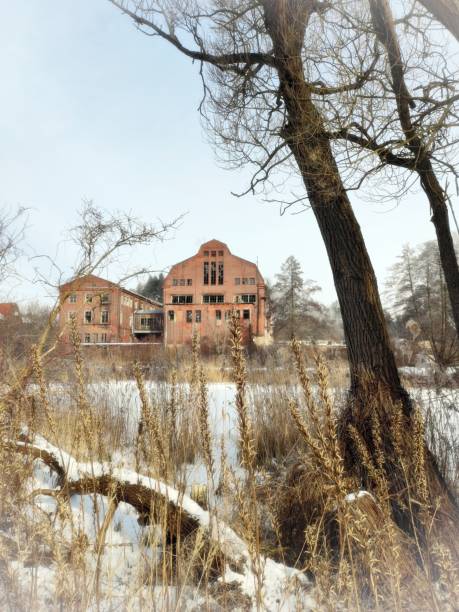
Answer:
0;326;458;610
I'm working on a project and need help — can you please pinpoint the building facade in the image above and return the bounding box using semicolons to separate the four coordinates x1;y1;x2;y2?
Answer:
163;240;269;347
58;274;163;349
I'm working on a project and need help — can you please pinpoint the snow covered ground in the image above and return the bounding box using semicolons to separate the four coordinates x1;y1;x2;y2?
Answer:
5;378;458;610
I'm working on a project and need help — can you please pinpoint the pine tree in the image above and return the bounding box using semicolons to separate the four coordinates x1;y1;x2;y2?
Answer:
137;273;164;302
271;256;322;339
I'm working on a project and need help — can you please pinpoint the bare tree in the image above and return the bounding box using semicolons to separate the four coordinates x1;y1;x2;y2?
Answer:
0;207;27;285
106;0;459;524
108;0;409;409
6;201;180;398
417;0;459;42
364;0;459;341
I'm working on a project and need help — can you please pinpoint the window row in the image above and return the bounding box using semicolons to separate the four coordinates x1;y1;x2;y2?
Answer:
83;333;108;343
235;277;256;285
172;278;192;286
170;294;256;304
68;310;110;324
68;292;110;304
203;250;224;257
168;309;250;322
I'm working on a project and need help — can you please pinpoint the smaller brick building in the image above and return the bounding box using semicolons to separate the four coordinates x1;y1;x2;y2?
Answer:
163;239;270;347
0;302;21;322
58;274;163;349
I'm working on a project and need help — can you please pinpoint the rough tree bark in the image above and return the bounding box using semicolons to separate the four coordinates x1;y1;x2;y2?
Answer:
261;0;457;522
417;0;459;42
262;0;410;410
369;0;459;345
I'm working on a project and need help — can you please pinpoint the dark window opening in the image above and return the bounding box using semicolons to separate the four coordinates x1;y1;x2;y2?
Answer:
243;309;250;320
186;310;193;323
187;279;192;286
195;310;201;323
84;310;92;324
216;310;222;320
203;294;224;304
218;262;224;285
168;310;175;321
100;309;109;324
236;294;256;304
218;250;224;256
210;261;217;285
172;295;193;304
211;250;216;257
203;261;209;285
203;250;209;257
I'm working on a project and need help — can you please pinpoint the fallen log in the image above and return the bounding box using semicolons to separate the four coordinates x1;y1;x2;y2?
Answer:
9;432;313;610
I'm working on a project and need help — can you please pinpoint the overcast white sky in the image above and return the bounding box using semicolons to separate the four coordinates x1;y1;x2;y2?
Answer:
0;0;453;308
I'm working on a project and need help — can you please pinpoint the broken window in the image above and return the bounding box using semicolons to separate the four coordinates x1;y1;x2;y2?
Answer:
203;295;224;304
216;310;222;321
203;262;209;285
211;250;216;257
218;250;224;256
171;295;193;304
168;310;175;321
195;310;201;323
218;262;224;285
84;310;93;324
210;261;217;285
187;279;192;286
100;293;110;304
236;294;256;304
243;309;250;320
84;334;90;343
100;309;109;324
186;310;193;323
85;294;93;304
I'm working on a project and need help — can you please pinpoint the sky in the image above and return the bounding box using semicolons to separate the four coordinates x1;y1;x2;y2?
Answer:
0;0;452;308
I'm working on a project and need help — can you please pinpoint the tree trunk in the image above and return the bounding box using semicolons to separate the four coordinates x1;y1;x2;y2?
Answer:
417;0;459;42
263;0;410;411
262;0;457;527
419;164;459;343
369;0;459;343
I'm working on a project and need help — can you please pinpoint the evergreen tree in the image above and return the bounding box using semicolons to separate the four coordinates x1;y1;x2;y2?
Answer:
386;241;457;367
271;256;322;339
137;273;164;302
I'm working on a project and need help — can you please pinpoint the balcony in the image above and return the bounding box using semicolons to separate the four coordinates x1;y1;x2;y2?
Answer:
132;310;163;335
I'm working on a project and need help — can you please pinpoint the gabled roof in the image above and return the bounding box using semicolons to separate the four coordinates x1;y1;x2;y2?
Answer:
0;303;20;319
59;274;162;307
166;240;264;282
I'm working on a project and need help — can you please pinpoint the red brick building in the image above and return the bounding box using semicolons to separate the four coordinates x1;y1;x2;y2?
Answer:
163;240;269;347
58;274;163;349
0;302;21;322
